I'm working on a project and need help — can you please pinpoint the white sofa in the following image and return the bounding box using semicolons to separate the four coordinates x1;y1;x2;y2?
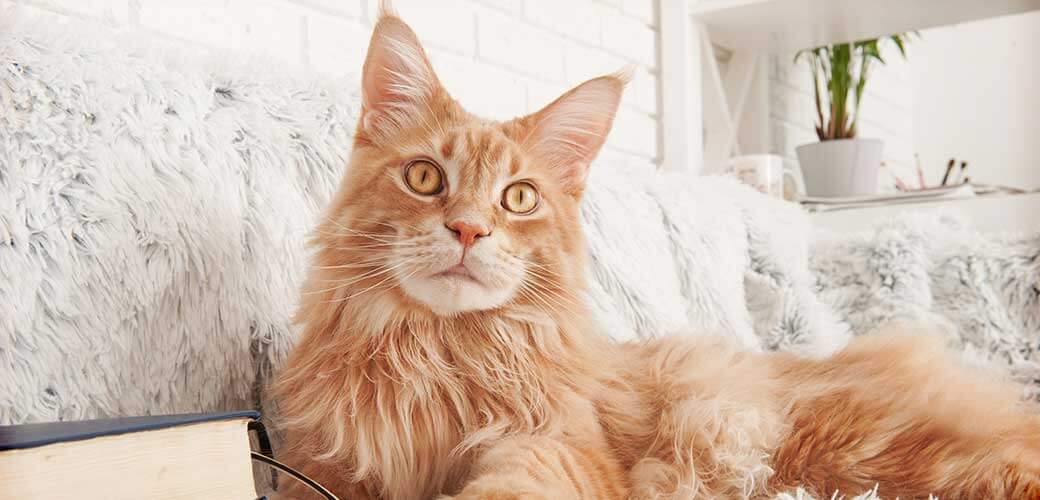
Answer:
2;14;1038;434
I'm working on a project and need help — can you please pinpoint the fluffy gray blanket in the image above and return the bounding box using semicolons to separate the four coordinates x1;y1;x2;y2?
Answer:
812;213;1040;401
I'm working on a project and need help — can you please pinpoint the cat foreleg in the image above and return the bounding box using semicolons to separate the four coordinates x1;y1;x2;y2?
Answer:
442;435;626;500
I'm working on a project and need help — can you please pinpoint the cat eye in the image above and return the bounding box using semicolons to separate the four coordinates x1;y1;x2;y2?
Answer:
403;159;444;195
502;182;540;214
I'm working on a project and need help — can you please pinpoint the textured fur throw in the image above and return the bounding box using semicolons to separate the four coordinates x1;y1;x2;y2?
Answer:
813;213;1040;401
1;14;1037;500
0;17;355;423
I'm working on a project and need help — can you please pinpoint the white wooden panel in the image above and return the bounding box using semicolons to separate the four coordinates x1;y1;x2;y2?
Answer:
659;0;702;171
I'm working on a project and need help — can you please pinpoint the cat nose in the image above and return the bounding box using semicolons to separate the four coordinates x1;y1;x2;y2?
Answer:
445;220;491;248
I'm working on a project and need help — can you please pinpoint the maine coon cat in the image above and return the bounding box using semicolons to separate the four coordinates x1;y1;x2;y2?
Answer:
273;7;1040;499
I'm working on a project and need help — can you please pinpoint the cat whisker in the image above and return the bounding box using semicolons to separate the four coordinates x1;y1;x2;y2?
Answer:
312;262;383;271
324;267;418;304
326;242;420;252
315;228;400;245
522;260;567;280
522;260;557;272
524;272;568;292
320;215;363;234
311;255;388;268
305;260;411;295
515;286;561;319
318;217;404;243
520;278;586;313
350;217;425;233
517;279;559;307
523;268;571;290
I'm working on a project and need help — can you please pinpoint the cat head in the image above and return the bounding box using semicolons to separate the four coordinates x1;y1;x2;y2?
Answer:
314;7;624;318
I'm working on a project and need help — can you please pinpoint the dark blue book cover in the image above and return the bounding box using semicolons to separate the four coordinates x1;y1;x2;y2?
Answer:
0;411;259;451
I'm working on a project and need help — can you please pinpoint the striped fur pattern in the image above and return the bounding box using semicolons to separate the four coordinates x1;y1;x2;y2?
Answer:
274;7;1040;499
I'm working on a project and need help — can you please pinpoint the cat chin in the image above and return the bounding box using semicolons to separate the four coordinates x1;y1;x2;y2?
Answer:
400;274;516;315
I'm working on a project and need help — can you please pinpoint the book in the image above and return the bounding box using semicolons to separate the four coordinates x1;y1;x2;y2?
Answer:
799;183;977;212
0;411;260;499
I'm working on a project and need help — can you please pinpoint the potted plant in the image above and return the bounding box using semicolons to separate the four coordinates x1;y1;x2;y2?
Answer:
794;35;910;197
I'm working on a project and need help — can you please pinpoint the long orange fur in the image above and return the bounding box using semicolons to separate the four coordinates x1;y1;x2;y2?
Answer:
273;7;1040;499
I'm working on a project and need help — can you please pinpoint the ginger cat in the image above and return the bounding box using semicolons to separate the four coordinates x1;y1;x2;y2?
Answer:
273;7;1040;499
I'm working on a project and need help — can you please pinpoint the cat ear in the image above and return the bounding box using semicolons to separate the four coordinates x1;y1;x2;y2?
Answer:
359;7;443;140
518;73;627;193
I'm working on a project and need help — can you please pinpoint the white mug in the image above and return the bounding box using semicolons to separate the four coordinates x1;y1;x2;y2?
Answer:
718;155;804;199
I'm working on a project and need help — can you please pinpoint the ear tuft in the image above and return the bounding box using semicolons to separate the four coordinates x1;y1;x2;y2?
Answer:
359;7;442;142
612;66;635;86
377;0;398;18
517;73;626;193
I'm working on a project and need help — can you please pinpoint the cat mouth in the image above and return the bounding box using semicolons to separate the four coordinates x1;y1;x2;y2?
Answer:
400;261;515;314
434;264;482;284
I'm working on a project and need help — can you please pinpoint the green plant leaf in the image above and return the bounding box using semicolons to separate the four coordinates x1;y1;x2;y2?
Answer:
798;32;914;142
796;47;830;136
891;35;907;58
865;40;884;64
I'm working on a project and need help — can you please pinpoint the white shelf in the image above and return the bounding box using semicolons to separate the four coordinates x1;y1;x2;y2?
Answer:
810;192;1040;234
692;0;1040;52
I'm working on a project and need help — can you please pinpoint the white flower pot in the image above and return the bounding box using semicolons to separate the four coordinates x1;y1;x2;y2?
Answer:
795;138;883;197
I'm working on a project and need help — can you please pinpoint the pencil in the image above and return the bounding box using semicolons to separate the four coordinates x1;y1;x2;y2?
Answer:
941;158;956;185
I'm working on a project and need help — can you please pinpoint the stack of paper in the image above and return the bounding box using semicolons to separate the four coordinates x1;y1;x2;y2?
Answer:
800;184;977;212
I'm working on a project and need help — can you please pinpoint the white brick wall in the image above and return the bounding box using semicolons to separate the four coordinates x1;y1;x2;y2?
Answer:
769;45;916;191
7;0;661;171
